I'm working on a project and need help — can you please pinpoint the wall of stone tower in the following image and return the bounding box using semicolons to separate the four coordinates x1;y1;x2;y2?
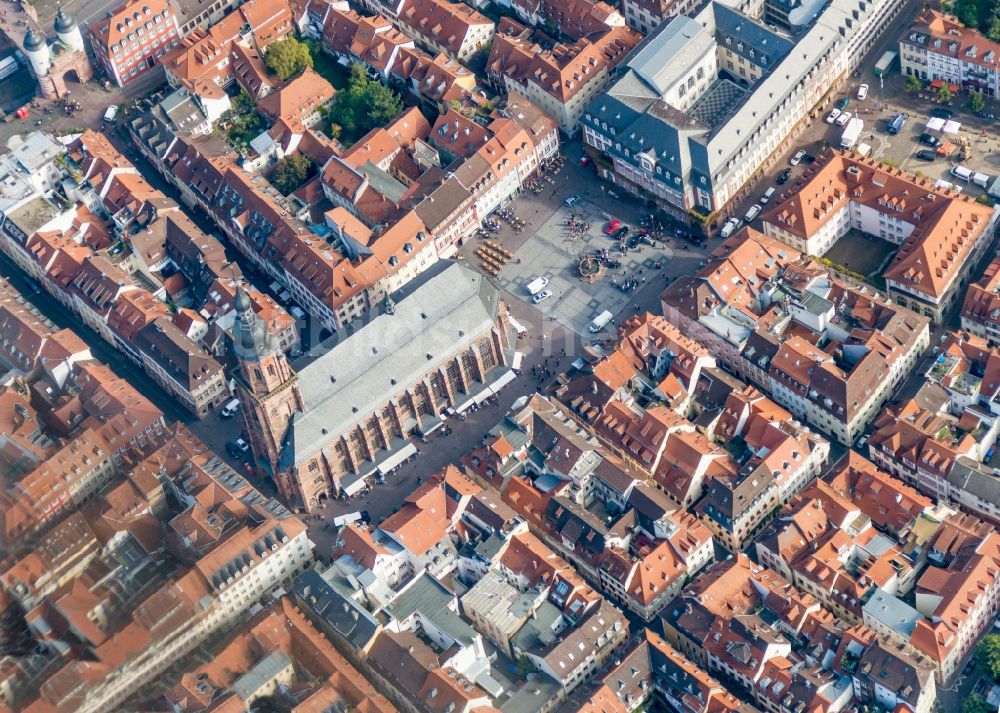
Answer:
25;46;50;78
57;27;85;53
236;366;304;483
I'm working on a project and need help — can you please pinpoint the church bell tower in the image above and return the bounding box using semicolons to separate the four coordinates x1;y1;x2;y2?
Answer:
231;287;304;481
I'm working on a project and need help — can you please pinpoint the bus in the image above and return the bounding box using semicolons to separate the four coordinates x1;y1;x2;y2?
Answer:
873;50;897;77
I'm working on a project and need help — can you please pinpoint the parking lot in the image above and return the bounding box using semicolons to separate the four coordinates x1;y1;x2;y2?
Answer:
816;99;999;191
496;198;685;335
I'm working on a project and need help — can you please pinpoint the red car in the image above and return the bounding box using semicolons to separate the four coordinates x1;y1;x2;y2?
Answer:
604;220;621;235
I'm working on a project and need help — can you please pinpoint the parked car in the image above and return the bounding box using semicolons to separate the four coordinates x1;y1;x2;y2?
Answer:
836;96;850;110
857;84;869;100
719;217;739;239
532;289;553;304
790;150;807;165
761;187;776;203
835;111;852;127
603;219;621;235
915;149;937;161
613;226;629;239
930;108;953;119
226;438;250;458
825;108;842;124
744;204;762;222
525;276;549;295
777;168;792;184
919;132;940;147
564;194;580;207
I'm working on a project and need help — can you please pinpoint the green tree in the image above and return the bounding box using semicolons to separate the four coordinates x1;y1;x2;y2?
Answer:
964;694;994;713
969;90;987;113
988;11;1000;40
326;64;403;145
937;82;954;103
271;154;313;195
976;633;1000;680
218;89;264;148
515;654;537;678
905;74;923;93
953;0;984;28
266;38;313;81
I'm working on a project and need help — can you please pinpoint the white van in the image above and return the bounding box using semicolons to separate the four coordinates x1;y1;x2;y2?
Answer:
220;398;241;418
951;165;973;181
103;106;118;122
719;218;737;238
744;204;762;222
760;187;776;204
526;276;549;295
589;310;613;333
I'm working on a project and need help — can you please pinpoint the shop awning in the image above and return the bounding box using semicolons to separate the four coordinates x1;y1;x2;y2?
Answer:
512;351;524;370
340;472;367;496
376;441;417;474
488;369;517;395
509;316;529;335
930;79;959;91
943;120;962;134
926;117;946;131
418;413;443;435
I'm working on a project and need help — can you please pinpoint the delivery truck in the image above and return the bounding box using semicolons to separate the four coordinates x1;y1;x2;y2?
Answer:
873;50;897;77
840;117;864;149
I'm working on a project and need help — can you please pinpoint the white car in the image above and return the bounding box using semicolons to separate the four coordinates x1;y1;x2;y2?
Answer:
744;204;762;222
533;289;553;304
835;111;852;127
825;108;841;124
790;150;807;166
719;217;739;238
103;105;118;122
857;84;869;100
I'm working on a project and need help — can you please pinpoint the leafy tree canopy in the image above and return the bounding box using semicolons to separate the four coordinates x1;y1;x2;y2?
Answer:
978;634;1000;680
326;64;403;146
964;693;994;713
266;38;313;81
969;90;987;113
271;154;313;195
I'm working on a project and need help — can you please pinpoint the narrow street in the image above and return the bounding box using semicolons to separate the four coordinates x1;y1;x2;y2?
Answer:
0;252;191;422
